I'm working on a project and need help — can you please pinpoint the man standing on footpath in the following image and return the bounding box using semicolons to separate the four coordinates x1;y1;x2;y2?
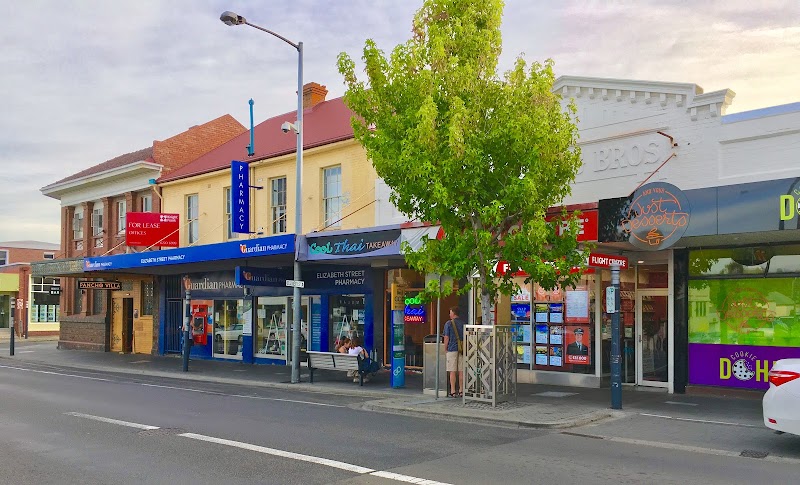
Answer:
442;306;466;398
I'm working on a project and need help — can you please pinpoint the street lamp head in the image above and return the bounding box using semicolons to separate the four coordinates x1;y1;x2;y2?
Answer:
220;11;246;26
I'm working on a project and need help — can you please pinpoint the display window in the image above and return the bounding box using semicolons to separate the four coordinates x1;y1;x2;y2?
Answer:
688;246;800;389
330;294;365;349
256;297;288;358
212;299;249;358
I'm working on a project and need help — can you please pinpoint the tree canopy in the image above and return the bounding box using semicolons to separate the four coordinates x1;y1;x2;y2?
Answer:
338;0;588;324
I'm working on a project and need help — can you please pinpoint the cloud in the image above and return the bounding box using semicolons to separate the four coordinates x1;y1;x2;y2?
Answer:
2;0;798;243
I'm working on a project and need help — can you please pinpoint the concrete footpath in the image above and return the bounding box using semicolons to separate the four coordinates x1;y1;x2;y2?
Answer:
0;338;764;429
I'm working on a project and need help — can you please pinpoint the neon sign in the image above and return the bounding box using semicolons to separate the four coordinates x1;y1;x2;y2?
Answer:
404;294;426;323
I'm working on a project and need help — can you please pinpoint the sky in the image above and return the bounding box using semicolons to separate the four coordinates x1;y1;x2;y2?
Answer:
1;0;798;244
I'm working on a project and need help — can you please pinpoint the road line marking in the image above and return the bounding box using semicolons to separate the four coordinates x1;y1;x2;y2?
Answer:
178;432;374;474
370;470;452;484
16;350;36;353
640;412;760;428
664;401;698;406
138;383;346;407
65;412;159;430
0;364;111;382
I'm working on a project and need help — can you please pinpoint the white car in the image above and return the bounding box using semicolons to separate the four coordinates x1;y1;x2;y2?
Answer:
214;323;244;343
763;359;800;436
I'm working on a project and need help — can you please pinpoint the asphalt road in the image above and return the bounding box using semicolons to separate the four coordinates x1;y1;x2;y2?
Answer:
1;358;799;484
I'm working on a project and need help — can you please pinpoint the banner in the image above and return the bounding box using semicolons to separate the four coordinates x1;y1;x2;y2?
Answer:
231;160;250;234
564;325;591;365
125;212;179;248
689;343;800;390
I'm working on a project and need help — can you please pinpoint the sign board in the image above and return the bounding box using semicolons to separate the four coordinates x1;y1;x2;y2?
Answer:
621;182;690;250
390;283;406;311
545;209;599;242
588;253;629;269
285;280;305;288
231;160;251;234
605;286;617;313
49;285;61;296
126;212;180;248
78;281;122;290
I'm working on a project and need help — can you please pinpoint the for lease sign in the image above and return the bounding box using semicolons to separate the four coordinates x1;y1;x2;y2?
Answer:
125;212;180;248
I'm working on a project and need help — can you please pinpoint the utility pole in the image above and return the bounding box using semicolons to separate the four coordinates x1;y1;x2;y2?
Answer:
182;276;192;372
609;263;622;410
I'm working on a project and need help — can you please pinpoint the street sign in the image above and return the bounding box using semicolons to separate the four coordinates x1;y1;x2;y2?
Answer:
588;253;629;270
605;286;617;313
285;280;305;288
78;281;122;290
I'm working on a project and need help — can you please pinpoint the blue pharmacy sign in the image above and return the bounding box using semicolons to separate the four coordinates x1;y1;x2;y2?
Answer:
391;309;405;388
231;160;250;234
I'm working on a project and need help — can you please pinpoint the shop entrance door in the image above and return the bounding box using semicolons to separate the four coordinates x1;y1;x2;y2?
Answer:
636;289;669;388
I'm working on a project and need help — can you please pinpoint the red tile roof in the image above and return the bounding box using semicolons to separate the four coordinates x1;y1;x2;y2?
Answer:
48;147;155;186
159;96;355;183
45;114;246;187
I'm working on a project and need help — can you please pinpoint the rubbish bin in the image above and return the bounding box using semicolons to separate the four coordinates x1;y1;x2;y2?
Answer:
423;334;447;395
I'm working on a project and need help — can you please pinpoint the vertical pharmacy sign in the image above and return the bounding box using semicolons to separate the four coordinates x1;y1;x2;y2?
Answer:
231;161;250;234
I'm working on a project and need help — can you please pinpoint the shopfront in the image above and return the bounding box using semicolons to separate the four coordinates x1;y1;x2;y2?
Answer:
297;225;407;362
599;177;800;393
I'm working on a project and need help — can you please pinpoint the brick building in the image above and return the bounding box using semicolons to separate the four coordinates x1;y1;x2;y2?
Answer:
38;114;246;351
0;240;60;336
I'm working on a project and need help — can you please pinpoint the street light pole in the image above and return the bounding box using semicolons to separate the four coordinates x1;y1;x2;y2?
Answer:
221;11;304;384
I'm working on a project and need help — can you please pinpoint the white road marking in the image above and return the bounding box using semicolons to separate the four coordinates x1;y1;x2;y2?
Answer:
0;364;111;382
640;412;760;428
370;470;452;484
138;382;346;407
65;412;160;430
17;350;36;353
664;401;698;406
179;432;374;473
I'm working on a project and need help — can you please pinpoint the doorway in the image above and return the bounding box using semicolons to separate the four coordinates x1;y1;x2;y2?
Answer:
111;297;134;353
636;289;669;388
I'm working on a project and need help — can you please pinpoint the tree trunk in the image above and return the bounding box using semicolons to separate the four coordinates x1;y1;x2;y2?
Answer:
478;267;493;326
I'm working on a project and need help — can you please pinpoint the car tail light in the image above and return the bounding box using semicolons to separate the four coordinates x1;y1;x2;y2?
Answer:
768;418;777;424
768;370;800;387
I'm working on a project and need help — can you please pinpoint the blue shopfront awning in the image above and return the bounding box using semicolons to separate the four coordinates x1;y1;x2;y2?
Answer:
83;234;295;273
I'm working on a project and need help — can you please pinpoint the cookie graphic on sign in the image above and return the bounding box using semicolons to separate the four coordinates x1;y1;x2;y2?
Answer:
732;359;755;381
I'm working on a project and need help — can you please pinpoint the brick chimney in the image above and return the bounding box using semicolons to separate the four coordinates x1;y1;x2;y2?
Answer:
302;82;328;109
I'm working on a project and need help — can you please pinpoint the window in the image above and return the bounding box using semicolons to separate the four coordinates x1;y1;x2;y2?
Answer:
72;279;83;314
0;250;7;266
117;200;126;234
43;253;55;260
323;166;343;228
186;194;199;244
140;194;152;213
224;187;239;240
271;177;287;234
72;209;84;240
141;281;154;316
31;277;60;322
92;287;105;315
92;204;104;237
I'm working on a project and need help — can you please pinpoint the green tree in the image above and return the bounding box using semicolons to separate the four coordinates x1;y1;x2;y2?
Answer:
337;0;587;324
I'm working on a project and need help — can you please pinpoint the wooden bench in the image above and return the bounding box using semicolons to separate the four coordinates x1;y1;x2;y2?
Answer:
306;351;366;386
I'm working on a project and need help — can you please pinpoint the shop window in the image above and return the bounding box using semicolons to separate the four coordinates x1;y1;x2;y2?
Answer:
0;250;6;266
256;297;287;358
224;187;239;240
689;245;800;278
72;209;84;240
323;165;342;228
213;299;248;358
31;277;60;322
270;177;287;234
330;294;365;350
43;253;55;260
186;194;199;244
141;281;154;316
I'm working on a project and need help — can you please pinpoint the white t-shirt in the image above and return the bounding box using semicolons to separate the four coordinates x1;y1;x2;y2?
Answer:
348;346;364;356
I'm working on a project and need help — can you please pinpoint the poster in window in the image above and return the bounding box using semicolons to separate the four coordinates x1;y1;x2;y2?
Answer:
516;344;531;364
535;324;548;344
565;287;590;323
535;346;548;365
549;325;563;345
564;325;591;365
510;303;530;321
549;346;563;367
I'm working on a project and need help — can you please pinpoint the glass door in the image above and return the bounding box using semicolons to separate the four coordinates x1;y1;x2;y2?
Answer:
636;290;669;387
